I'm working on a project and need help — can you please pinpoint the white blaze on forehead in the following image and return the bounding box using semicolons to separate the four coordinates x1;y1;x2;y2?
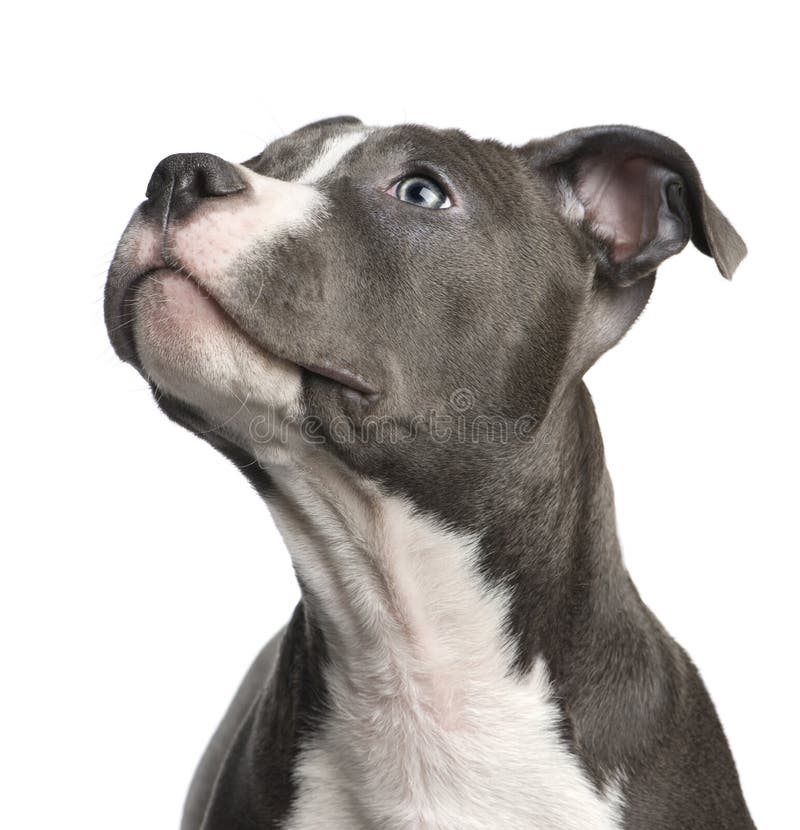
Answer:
295;129;369;184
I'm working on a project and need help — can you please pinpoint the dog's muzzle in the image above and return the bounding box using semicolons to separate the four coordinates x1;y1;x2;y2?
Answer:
142;152;247;224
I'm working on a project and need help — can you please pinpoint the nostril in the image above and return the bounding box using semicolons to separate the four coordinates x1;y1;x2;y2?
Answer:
196;158;247;198
144;153;246;216
145;166;168;202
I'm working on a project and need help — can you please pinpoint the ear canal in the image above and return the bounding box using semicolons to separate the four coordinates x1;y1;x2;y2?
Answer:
574;155;693;284
524;125;747;283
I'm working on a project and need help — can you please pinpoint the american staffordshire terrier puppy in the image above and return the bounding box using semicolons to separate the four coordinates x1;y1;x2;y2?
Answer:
105;116;754;829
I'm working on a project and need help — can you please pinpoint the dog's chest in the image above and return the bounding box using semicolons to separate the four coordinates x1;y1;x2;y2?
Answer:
284;660;623;830
266;474;624;830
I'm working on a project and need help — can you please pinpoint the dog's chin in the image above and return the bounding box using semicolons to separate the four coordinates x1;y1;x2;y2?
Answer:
132;269;304;459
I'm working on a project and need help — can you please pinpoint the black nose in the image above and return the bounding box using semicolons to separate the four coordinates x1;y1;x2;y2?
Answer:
144;153;246;221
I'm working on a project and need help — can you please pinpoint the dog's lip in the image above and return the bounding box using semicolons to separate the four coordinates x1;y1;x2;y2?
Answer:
121;268;380;401
299;361;379;399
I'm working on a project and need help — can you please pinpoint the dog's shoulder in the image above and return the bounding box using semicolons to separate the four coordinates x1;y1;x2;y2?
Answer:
181;624;287;830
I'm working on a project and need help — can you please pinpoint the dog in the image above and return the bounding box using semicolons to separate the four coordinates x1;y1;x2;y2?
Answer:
105;116;754;829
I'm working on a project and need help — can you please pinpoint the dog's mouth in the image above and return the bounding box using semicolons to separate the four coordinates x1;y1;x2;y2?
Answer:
118;267;379;405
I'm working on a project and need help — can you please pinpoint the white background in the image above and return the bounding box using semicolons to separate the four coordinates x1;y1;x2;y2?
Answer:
2;2;797;827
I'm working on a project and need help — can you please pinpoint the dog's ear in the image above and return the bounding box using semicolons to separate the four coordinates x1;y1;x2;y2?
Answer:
522;125;746;285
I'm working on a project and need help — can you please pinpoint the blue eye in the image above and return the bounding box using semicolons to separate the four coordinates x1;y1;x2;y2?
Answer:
391;175;452;209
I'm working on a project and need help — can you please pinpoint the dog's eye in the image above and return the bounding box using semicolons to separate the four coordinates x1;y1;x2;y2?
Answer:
389;176;451;209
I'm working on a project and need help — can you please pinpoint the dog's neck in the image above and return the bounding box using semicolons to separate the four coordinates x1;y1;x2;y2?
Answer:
264;380;642;690
252;378;677;825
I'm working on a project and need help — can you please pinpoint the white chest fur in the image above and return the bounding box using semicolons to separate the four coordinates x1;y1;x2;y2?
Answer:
264;460;624;830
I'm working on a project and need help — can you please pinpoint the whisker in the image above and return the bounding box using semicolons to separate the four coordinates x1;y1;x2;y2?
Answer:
248;277;264;311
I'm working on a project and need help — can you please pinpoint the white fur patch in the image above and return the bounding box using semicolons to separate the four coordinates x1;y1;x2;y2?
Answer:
260;459;625;830
557;176;586;224
168;164;325;288
295;129;368;184
133;271;303;435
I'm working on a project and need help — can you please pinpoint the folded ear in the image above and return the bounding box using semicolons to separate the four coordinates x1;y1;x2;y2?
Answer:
522;125;746;285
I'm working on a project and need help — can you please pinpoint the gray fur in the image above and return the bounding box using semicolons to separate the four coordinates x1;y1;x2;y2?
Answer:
105;117;754;828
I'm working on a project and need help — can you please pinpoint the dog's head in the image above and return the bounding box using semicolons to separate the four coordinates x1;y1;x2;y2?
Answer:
105;117;745;511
